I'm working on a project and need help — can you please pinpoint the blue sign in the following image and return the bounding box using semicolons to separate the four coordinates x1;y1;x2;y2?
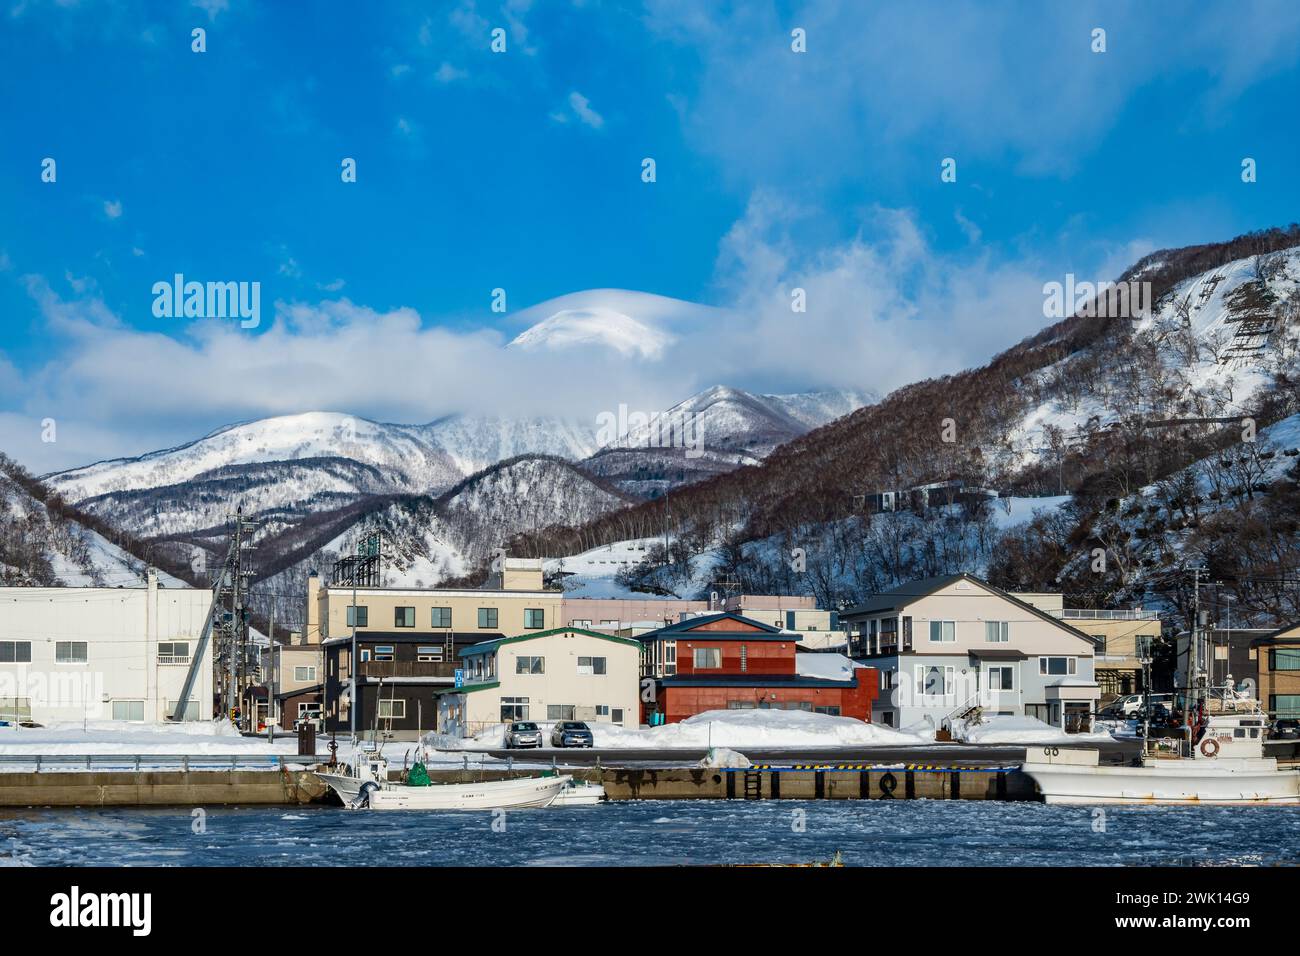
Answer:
454;669;464;688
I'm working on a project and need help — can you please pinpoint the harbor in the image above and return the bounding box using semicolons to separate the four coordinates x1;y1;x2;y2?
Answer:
4;799;1300;868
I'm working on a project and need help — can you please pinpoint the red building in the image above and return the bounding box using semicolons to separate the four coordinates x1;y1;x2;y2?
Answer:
638;612;877;723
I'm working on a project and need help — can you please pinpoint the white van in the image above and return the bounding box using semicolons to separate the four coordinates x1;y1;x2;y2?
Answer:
1108;693;1172;716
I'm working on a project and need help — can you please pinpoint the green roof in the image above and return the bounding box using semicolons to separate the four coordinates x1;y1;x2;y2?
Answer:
459;626;641;659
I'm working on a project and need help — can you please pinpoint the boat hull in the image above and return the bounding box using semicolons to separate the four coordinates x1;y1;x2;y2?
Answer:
550;782;607;806
1022;759;1300;805
316;771;573;810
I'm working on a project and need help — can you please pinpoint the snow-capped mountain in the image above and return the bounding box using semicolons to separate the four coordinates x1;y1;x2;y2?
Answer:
506;288;717;360
580;385;872;496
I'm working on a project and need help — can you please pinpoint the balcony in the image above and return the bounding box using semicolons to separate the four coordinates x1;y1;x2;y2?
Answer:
1051;608;1160;621
357;660;460;680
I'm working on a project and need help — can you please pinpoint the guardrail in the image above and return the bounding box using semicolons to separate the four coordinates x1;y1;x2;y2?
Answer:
1051;608;1160;621
0;753;322;772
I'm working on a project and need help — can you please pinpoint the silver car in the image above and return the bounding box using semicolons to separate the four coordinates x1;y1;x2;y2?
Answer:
505;720;543;748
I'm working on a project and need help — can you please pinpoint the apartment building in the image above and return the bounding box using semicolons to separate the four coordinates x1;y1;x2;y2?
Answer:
263;640;324;730
439;627;641;737
722;595;849;650
312;560;565;738
1252;622;1300;720
0;571;213;724
842;574;1101;732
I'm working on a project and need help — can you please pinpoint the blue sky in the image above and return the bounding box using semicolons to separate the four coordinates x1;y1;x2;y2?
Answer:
1;0;1298;471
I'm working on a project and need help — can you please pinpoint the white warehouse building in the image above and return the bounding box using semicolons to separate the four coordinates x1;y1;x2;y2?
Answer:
0;571;214;724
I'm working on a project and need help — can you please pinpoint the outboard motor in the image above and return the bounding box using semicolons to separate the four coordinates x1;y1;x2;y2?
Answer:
348;780;381;810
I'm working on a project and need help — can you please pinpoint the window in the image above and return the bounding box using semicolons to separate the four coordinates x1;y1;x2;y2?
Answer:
430;607;452;628
417;646;443;662
740;644;748;673
986;665;1014;690
664;641;677;676
916;665;954;697
595;704;610;717
359;649;371;663
478;607;498;629
56;641;88;664
524;608;545;629
1271;648;1300;671
394;607;415;628
346;605;368;627
611;708;624;725
928;620;955;643
374;645;394;662
984;621;1009;643
693;647;722;669
165;698;200;721
1271;695;1300;719
814;705;841;716
1039;656;1077;676
0;641;32;663
501;697;529;721
112;700;145;721
156;642;188;665
294;665;317;682
377;699;406;719
516;655;545;675
577;656;607;675
547;704;576;720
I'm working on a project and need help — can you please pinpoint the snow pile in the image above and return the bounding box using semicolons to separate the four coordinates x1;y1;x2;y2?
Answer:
698;747;752;768
959;715;1115;745
794;652;856;681
591;709;929;749
0;719;292;756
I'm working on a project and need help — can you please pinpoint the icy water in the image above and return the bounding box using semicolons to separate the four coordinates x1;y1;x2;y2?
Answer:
2;801;1298;867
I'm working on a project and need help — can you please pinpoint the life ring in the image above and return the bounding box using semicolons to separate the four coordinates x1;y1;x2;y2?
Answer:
1199;736;1220;758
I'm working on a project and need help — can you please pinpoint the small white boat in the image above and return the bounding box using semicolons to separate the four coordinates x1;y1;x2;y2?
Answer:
315;752;571;811
1022;708;1300;806
550;780;607;806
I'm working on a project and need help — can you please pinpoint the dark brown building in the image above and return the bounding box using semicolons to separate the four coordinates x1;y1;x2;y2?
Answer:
322;631;496;739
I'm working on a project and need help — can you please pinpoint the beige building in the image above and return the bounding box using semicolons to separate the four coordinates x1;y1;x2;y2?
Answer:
722;596;848;650
310;560;564;651
1014;593;1163;701
843;574;1101;731
262;640;324;730
310;559;566;737
439;627;641;738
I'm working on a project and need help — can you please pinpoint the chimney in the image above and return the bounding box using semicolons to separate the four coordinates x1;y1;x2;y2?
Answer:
306;571;320;644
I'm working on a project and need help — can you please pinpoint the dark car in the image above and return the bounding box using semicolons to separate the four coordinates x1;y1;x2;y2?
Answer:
505;721;543;748
1270;718;1300;740
550;720;594;748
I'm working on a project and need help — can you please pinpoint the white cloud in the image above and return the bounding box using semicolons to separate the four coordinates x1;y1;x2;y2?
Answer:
103;199;123;220
566;91;603;129
191;0;228;22
434;61;467;83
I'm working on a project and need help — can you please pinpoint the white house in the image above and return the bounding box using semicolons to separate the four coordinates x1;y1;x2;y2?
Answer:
0;571;214;724
842;573;1101;733
437;627;641;737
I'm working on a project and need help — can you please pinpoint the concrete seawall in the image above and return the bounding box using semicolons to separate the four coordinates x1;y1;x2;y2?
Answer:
0;764;1039;806
0;769;329;807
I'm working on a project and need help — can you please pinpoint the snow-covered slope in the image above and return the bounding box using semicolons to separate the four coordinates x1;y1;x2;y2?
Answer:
0;466;183;587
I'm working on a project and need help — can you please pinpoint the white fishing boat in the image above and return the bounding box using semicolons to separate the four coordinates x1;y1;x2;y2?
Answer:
550;779;607;806
1022;710;1300;805
315;752;571;811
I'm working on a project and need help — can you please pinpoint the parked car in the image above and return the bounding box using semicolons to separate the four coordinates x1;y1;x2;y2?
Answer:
1108;693;1172;717
505;721;543;748
1270;718;1300;740
550;721;595;748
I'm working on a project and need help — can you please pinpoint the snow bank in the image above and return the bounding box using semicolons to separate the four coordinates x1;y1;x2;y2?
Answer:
0;719;292;756
698;747;752;768
592;709;929;749
959;715;1115;745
